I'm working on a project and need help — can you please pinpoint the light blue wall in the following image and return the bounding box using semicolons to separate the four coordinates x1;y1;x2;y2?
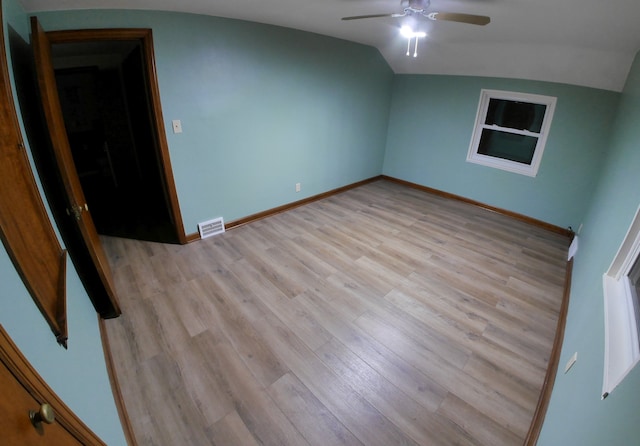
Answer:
0;250;127;445
36;10;394;234
383;75;619;229
2;6;392;443
9;4;640;444
538;51;640;445
1;0;126;444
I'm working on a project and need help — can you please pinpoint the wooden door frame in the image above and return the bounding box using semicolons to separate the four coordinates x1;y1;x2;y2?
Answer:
46;28;186;244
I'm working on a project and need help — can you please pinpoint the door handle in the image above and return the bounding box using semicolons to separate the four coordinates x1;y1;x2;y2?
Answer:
29;403;55;434
66;203;88;221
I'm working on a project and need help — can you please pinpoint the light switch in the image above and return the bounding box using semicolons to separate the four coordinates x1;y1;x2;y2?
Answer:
172;120;182;134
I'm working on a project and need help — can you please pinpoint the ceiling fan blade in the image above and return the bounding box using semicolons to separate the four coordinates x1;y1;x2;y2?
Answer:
426;12;490;26
341;13;402;21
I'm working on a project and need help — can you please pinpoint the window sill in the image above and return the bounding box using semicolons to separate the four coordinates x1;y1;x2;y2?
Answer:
466;152;539;177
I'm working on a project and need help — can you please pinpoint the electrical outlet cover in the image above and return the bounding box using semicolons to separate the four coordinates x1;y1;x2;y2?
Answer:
565;352;578;373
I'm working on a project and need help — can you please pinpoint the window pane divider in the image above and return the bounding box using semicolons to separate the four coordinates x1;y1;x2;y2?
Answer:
482;124;541;138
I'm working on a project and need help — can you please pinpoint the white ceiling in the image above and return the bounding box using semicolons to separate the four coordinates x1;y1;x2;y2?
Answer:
20;0;640;91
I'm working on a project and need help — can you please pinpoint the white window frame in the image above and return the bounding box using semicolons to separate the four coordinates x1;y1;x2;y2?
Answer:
602;205;640;397
466;89;557;177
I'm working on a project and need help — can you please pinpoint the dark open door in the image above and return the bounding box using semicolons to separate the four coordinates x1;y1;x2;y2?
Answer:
31;17;120;318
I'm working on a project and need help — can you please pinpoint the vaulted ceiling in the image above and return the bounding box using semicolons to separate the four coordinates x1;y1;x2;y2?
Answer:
20;0;640;91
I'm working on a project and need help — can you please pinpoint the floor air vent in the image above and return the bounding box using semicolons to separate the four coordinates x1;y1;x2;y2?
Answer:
198;217;225;239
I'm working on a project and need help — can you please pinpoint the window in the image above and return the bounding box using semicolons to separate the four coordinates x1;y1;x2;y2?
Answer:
602;206;640;397
466;89;557;177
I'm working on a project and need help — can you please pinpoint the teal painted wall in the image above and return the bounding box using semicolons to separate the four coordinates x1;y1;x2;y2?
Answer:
36;10;394;235
537;51;640;445
8;4;640;444
383;75;619;229
1;0;127;444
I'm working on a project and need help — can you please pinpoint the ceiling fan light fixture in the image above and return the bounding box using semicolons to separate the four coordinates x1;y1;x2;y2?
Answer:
400;25;426;39
341;0;490;26
400;26;426;57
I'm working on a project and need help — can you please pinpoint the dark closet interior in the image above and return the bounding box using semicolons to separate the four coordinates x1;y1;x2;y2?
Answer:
52;41;178;243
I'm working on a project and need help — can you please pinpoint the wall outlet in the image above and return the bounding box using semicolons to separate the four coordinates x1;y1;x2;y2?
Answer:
172;119;182;134
564;352;578;374
295;183;301;192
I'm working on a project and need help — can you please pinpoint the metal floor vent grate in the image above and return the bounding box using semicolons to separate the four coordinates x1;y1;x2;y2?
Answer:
198;217;225;239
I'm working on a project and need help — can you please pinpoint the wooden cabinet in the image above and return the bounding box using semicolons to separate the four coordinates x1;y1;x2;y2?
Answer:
0;363;83;445
0;325;105;445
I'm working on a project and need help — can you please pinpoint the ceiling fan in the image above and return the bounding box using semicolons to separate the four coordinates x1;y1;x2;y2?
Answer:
341;0;490;26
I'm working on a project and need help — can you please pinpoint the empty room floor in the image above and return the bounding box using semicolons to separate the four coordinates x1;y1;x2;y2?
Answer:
102;179;569;446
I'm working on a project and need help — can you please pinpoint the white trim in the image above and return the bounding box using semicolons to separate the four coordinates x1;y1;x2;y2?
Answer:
603;274;640;395
608;208;640;280
568;235;579;261
466;89;557;177
602;205;640;396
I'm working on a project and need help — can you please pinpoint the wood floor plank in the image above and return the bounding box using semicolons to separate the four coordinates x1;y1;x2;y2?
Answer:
397;272;558;357
175;332;235;427
144;289;196;355
355;310;533;439
206;410;261;446
191;273;289;388
436;393;523;446
494;293;558;338
268;373;364;446
290;232;365;281
134;353;211;446
226;259;334;351
377;287;548;389
462;354;540;414
253;311;420;446
377;290;476;368
297;290;449;412
390;281;489;341
276;237;339;279
102;179;568;445
113;296;164;363
315;337;477;446
197;335;310;446
481;323;552;371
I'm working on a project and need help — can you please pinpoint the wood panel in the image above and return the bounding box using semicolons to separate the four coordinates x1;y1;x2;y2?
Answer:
0;2;67;345
0;325;106;444
102;179;570;445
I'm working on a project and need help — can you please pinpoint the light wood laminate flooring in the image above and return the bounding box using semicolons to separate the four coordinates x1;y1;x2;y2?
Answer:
102;180;569;446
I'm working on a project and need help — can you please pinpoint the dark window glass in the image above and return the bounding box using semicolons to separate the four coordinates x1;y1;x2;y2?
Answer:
630;256;640;308
478;129;537;165
485;99;546;133
629;256;640;344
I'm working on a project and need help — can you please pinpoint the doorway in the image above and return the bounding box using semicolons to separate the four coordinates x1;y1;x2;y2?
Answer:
52;40;179;244
8;24;186;318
